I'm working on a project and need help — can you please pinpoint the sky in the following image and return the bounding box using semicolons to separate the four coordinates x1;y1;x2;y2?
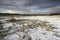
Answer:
0;0;60;14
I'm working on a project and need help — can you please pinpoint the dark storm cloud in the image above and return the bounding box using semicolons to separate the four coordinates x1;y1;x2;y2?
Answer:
0;0;60;13
25;0;60;9
25;0;60;13
47;6;60;13
0;0;29;10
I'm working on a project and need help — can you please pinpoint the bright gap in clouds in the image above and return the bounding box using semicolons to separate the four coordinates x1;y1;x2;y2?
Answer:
6;10;15;13
0;9;21;13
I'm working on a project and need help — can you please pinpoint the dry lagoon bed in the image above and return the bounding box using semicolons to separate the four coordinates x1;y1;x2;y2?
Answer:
0;15;60;40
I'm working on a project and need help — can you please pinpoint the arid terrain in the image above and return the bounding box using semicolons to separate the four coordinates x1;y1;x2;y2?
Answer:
0;15;60;40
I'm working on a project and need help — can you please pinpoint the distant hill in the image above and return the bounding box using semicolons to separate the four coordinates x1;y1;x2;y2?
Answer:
0;13;60;16
50;13;60;15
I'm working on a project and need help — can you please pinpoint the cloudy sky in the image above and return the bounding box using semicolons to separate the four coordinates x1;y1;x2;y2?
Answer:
0;0;60;14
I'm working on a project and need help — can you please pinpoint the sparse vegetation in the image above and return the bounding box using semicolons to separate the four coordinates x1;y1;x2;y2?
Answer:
0;17;58;40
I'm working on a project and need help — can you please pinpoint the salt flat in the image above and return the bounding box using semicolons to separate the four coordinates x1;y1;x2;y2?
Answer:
0;15;60;40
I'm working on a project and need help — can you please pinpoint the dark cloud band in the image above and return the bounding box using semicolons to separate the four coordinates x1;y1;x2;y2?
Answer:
0;0;60;13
